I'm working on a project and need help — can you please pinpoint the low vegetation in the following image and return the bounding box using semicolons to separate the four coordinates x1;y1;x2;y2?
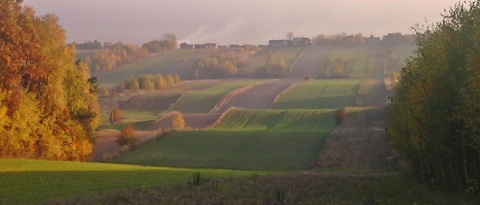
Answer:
61;174;472;205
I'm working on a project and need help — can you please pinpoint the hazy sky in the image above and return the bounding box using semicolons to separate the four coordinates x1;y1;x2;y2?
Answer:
23;0;460;45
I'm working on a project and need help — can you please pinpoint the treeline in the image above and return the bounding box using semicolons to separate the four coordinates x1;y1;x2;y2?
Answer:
193;54;239;79
82;35;178;72
318;57;351;79
142;34;177;53
256;52;287;78
83;43;149;72
193;52;287;79
0;2;99;161
116;73;180;92
387;1;480;194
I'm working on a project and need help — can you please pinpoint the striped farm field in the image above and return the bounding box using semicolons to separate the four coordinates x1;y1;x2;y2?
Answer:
272;79;361;109
215;108;336;131
109;109;336;170
166;80;265;113
326;45;370;79
0;159;262;205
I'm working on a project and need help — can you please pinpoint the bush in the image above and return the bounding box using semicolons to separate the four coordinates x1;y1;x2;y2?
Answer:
117;125;136;147
171;112;185;129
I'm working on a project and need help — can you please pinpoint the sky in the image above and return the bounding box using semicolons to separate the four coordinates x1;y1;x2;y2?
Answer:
23;0;461;45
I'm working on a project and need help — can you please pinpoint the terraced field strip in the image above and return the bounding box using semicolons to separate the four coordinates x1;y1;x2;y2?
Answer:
326;45;370;79
215;109;336;131
0;159;264;205
216;79;301;113
94;49;205;86
271;79;361;109
110;109;337;171
166;80;265;113
289;45;332;79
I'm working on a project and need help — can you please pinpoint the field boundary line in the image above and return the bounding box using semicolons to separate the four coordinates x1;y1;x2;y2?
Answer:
288;47;307;74
206;107;238;129
269;80;301;109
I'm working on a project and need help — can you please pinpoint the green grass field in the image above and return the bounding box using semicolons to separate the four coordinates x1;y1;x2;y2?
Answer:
0;159;263;204
109;109;336;170
216;109;336;130
166;80;264;113
94;49;204;86
326;45;370;79
272;79;361;109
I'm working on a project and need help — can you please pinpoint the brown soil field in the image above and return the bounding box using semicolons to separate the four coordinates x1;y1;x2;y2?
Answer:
215;79;301;113
289;45;332;79
311;107;401;173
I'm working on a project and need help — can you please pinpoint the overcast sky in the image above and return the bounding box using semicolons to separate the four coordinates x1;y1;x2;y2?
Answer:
23;0;461;45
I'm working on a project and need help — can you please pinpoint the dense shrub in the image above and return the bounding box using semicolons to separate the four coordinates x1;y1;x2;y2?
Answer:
117;125;136;147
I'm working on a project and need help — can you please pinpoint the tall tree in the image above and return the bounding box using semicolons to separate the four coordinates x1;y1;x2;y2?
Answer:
387;0;480;192
0;0;99;161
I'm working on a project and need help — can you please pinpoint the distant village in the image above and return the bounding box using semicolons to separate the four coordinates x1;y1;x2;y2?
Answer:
73;33;413;51
179;33;412;50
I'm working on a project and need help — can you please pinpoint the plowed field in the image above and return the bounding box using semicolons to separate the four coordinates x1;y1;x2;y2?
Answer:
215;79;301;113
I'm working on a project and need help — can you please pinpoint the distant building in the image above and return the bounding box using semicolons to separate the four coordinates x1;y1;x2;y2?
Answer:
292;37;311;46
205;43;218;49
218;45;228;49
180;42;194;49
268;39;290;47
229;44;241;49
194;44;207;49
366;35;381;44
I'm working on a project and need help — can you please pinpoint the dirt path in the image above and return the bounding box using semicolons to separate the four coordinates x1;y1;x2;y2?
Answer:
311;107;400;173
289;45;332;79
215;79;301;113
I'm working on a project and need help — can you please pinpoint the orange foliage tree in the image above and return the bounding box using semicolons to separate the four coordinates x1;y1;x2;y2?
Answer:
0;1;99;161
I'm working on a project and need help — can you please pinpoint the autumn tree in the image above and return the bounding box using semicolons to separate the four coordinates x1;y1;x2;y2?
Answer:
256;52;287;78
117;125;136;147
111;107;121;124
386;0;480;192
0;1;99;161
194;54;239;79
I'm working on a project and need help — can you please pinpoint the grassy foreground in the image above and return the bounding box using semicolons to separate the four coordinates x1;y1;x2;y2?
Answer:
110;109;336;170
0;159;265;204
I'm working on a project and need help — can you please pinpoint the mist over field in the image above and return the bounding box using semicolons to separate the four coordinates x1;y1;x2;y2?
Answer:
23;0;459;44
